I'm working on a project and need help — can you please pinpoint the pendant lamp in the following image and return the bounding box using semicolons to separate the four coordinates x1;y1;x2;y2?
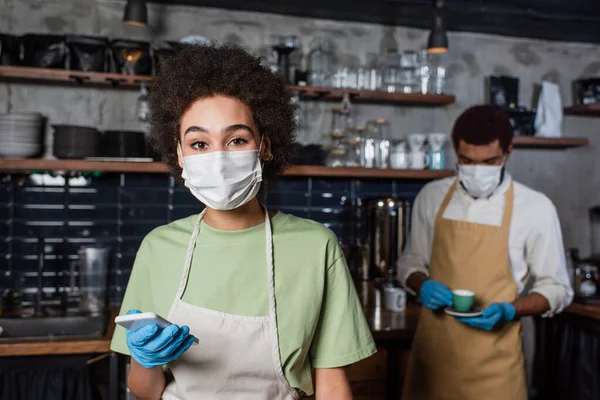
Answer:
123;0;148;27
427;0;448;53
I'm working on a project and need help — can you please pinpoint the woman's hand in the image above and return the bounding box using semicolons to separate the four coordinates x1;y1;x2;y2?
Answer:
125;310;196;368
314;368;353;400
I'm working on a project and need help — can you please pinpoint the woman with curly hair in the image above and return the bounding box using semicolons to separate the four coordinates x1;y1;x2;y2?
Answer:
110;44;376;400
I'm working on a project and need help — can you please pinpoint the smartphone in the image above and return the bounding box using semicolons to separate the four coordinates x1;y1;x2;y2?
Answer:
115;312;171;332
115;312;199;344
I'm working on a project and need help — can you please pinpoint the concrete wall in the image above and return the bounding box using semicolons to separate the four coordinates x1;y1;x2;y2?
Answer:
1;0;600;254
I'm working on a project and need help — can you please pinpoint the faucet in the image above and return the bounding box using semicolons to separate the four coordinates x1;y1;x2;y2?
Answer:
35;237;44;317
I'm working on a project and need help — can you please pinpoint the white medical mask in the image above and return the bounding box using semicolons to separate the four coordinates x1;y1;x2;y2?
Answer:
457;161;504;199
180;143;263;210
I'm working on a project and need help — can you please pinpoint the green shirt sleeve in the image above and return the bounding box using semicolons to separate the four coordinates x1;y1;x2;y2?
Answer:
110;239;155;355
309;250;377;368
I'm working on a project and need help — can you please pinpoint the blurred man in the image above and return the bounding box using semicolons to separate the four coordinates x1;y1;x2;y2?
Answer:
398;105;573;400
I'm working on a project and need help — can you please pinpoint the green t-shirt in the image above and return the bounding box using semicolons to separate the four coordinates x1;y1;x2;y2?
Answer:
110;212;376;395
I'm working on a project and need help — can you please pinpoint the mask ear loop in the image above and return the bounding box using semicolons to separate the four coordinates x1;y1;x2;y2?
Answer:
258;135;274;162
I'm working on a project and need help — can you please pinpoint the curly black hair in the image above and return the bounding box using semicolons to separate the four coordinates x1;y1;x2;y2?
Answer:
452;105;514;153
149;44;296;181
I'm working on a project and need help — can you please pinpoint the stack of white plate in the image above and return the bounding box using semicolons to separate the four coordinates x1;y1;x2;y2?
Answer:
0;113;44;158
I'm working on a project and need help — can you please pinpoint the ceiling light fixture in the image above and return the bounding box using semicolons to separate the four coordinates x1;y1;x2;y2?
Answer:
123;0;148;27
427;0;448;54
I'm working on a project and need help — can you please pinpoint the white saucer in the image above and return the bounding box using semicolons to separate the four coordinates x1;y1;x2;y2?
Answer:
444;306;483;318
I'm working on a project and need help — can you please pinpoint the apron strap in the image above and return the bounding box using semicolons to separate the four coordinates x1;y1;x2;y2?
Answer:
501;184;514;229
168;209;206;318
264;210;276;316
435;181;457;222
264;209;297;397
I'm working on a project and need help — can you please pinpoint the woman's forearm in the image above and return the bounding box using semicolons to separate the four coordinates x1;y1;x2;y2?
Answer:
127;358;166;400
315;367;353;400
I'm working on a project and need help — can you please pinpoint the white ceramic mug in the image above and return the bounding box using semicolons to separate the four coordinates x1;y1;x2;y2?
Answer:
383;287;406;312
390;142;408;169
408;151;430;169
408;133;427;151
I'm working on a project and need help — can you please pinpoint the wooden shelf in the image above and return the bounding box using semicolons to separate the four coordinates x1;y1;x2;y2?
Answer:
0;158;453;180
512;136;589;149
564;104;600;117
0;158;170;173
286;165;453;179
0;66;455;106
0;65;152;89
288;85;455;106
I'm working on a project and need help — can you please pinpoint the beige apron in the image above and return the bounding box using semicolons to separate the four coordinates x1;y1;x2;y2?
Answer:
162;209;299;400
402;182;527;400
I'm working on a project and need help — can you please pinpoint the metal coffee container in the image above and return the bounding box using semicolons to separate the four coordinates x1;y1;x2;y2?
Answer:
78;246;110;316
360;198;410;281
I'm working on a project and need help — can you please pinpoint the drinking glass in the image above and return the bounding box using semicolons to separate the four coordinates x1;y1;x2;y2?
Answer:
399;50;419;94
382;50;402;93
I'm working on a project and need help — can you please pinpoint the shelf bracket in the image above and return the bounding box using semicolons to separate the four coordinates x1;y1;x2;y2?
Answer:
105;77;126;88
68;75;91;86
314;90;331;99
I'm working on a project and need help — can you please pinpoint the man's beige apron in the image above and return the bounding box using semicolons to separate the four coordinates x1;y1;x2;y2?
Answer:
161;209;299;400
402;182;527;400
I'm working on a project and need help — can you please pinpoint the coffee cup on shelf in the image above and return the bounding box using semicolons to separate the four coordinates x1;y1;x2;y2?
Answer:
408;151;430;170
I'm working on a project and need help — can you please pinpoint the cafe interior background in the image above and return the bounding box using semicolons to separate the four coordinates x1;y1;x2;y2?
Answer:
0;0;599;399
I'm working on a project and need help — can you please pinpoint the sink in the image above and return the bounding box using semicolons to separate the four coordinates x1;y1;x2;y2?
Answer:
0;315;107;340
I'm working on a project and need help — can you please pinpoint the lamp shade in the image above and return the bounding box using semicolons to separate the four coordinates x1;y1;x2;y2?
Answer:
123;0;147;27
427;5;448;53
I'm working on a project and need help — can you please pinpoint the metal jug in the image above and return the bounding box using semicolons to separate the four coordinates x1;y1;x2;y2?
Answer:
78;246;110;316
360;198;410;281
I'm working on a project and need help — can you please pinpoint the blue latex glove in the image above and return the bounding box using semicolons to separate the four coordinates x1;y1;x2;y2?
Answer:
456;302;516;331
419;280;453;310
125;310;196;368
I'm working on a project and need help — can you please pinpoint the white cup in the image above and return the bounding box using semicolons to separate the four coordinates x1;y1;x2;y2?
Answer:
408;133;427;151
383;287;406;312
390;144;408;169
408;151;430;169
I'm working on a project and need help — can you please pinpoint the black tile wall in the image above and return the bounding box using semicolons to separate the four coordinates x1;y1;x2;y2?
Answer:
0;172;425;304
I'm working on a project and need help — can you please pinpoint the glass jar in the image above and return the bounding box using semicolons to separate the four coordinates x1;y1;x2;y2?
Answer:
136;82;150;122
345;126;363;167
326;145;347;168
309;38;334;87
331;108;347;139
574;263;599;298
375;119;391;168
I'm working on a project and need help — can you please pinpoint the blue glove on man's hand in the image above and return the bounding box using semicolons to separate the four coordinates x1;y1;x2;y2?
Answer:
456;302;516;331
419;280;453;310
125;310;196;369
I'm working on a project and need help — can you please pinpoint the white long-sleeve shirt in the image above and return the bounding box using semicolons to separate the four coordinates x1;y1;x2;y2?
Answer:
397;173;573;317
